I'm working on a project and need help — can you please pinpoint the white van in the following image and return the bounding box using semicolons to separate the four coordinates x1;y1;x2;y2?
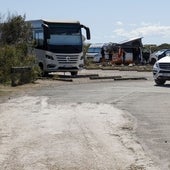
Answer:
86;43;109;62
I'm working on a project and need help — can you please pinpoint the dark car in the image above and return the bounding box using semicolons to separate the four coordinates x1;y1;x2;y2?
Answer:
149;49;170;64
157;49;170;60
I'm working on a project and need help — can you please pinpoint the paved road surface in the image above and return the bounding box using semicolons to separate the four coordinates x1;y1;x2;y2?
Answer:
0;70;170;169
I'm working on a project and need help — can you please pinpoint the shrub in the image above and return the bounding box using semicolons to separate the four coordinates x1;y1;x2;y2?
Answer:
0;13;39;85
0;45;40;84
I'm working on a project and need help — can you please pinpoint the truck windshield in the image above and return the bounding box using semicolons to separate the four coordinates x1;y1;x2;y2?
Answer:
46;23;82;53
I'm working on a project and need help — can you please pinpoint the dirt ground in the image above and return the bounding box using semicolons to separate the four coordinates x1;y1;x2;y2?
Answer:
0;69;160;170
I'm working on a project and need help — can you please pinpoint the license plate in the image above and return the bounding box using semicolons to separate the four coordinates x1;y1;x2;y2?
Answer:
160;73;170;77
63;65;73;68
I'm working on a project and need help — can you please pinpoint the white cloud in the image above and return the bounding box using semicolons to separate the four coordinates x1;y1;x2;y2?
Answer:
113;23;170;40
141;22;154;26
136;25;170;36
113;28;126;35
115;21;123;26
129;23;137;27
91;23;170;44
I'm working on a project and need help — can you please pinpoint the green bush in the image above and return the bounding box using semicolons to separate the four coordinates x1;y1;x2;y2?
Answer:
0;45;40;84
0;46;16;83
0;13;40;85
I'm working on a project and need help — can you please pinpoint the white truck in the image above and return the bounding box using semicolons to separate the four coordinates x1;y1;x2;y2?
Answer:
29;19;90;76
153;54;170;85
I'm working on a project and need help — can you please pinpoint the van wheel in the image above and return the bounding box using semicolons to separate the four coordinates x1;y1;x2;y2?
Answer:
155;79;166;85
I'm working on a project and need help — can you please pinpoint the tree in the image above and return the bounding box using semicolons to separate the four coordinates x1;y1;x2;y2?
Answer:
157;43;170;50
0;13;31;45
0;13;39;84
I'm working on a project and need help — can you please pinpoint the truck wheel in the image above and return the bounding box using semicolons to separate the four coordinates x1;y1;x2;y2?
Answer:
155;79;166;85
39;63;48;77
71;71;78;76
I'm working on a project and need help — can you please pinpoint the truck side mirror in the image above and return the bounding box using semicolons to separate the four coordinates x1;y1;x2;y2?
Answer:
81;25;91;40
42;23;50;39
86;27;91;40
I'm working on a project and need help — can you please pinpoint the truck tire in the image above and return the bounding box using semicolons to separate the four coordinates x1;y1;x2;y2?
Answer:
155;79;166;85
71;71;78;76
39;63;48;77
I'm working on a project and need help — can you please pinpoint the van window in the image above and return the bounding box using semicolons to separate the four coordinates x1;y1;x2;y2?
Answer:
34;30;44;49
88;47;101;53
87;48;94;53
165;50;170;56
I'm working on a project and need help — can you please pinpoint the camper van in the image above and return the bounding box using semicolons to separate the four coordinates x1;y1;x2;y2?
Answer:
29;19;90;76
86;43;109;62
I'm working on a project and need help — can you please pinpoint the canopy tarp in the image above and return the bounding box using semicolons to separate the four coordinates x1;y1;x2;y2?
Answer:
117;37;143;48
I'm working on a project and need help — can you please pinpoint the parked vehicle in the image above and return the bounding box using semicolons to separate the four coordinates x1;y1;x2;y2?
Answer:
149;49;170;65
85;43;109;62
28;19;90;76
153;54;170;85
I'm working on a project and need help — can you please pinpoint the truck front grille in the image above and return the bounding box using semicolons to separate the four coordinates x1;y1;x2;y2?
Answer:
159;63;170;70
56;55;79;64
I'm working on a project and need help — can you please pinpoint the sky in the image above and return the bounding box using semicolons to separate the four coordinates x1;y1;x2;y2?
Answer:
1;0;170;45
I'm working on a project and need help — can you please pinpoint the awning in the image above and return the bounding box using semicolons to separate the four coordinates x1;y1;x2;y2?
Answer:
117;37;143;48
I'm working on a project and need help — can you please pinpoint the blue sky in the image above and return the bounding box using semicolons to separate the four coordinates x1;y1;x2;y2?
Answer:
1;0;170;45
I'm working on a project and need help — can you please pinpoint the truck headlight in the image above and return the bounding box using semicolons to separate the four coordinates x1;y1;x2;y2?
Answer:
80;56;84;60
46;55;54;60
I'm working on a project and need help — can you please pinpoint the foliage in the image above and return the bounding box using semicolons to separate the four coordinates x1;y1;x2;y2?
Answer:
0;45;40;84
83;43;91;65
143;43;170;53
0;13;32;45
157;43;170;50
83;43;91;55
0;13;39;85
